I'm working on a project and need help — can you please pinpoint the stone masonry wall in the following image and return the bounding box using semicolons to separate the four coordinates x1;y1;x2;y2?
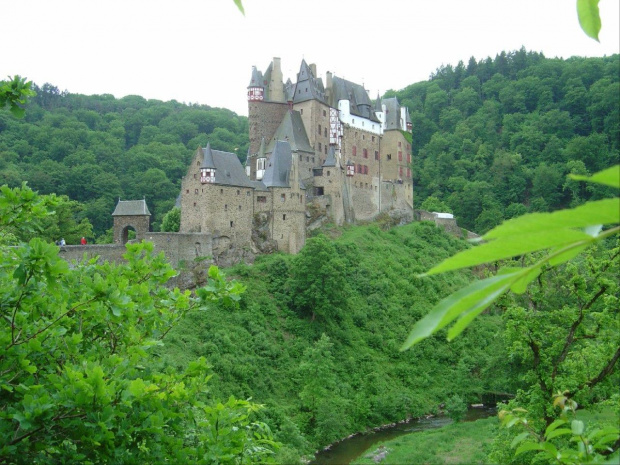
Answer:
249;101;289;154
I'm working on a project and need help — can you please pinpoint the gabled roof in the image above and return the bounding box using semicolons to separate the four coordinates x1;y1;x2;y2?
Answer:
293;60;327;104
323;145;337;167
262;140;293;188
267;110;314;154
200;145;254;188
330;76;380;122
382;97;402;130
248;66;264;88
112;199;151;216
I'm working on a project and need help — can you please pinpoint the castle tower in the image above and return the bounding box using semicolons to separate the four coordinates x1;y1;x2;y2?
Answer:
248;58;289;155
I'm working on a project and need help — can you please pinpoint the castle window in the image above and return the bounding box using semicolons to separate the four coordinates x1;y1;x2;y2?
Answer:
312;157;315;163
193;174;197;179
300;109;303;115
300;195;303;203
398;151;403;161
257;196;267;203
352;146;357;156
238;205;241;210
323;110;326;117
365;183;368;188
186;189;189;193
281;194;285;202
306;156;309;162
362;134;365;140
375;150;379;160
237;190;240;195
399;167;403;177
247;191;251;196
197;161;200;166
324;128;327;137
327;170;330;176
398;142;402;148
224;204;228;210
193;202;196;206
324;146;327;154
372;136;375;142
230;221;234;227
387;154;392;161
363;148;368;158
318;124;321;135
194;189;198;194
283;214;286;220
318;143;322;152
299;154;302;161
407;154;411;163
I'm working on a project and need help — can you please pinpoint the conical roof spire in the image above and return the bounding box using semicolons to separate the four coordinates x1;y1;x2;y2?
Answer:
201;143;216;169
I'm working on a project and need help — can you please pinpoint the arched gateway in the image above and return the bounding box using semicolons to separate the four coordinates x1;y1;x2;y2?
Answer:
112;199;151;245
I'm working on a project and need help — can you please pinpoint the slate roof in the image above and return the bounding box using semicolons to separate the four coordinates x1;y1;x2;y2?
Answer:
330;76;380;122
323;145;337;167
200;144;254;188
262;140;292;188
382;97;402;130
112;199;151;216
293;60;327;104
248;66;264;88
267;110;314;154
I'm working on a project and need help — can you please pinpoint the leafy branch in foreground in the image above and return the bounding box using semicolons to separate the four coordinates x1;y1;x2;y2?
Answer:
0;76;36;118
499;393;619;464
402;165;619;350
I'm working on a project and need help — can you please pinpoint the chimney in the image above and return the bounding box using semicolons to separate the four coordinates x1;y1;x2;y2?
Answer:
310;63;317;77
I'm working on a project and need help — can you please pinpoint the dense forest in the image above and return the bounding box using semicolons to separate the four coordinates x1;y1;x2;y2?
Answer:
0;86;249;236
387;49;618;232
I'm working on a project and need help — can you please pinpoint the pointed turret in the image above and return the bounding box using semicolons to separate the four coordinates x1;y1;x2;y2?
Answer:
247;66;265;101
200;143;216;183
323;146;337;168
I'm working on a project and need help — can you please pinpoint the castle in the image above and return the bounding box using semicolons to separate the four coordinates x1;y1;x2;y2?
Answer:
179;58;414;255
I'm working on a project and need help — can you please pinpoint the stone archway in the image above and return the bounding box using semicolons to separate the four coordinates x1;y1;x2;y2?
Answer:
112;200;151;245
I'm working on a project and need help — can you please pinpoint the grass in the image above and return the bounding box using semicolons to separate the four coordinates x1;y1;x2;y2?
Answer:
351;417;498;465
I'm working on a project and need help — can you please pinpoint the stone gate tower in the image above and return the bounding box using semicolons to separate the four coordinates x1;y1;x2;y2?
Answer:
112;199;151;244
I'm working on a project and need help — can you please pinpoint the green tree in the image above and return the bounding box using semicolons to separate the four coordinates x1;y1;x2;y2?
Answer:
288;235;350;321
0;184;279;463
161;206;181;232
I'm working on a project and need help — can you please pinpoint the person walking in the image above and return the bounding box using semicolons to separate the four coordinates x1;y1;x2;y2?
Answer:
81;237;87;245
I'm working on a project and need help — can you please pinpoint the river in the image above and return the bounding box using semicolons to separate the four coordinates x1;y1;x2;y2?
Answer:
310;406;496;465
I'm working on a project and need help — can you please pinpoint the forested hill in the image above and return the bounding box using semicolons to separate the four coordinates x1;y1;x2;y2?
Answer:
0;86;249;235
387;49;619;233
1;50;618;239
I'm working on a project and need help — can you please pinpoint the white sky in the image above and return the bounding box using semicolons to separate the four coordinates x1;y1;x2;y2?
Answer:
2;0;619;117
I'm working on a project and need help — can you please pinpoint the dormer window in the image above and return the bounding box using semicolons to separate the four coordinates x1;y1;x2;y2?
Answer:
200;168;215;184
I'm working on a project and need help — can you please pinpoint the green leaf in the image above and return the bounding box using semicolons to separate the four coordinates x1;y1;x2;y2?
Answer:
571;420;585;436
401;271;519;349
570;164;620;188
484;198;619;240
577;0;601;41
546;428;572;440
233;0;245;14
546;419;568;434
511;432;531;448
515;441;544;456
425;228;592;276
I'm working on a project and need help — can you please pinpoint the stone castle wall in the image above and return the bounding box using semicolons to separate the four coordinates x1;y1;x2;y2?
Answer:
249;101;289;154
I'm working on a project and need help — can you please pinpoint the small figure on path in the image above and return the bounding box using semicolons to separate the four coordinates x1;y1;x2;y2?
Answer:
81;237;87;245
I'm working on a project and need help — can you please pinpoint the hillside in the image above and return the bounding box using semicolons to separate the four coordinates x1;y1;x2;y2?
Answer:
386;50;619;232
1;52;617;241
152;222;514;461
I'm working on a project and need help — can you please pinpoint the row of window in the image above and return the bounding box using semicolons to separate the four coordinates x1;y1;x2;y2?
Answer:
351;146;380;160
353;181;376;191
188;187;252;196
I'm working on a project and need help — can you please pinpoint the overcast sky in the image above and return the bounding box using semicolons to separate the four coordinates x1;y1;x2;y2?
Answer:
2;0;619;116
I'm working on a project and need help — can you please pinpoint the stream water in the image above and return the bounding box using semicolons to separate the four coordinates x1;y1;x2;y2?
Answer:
309;406;496;465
